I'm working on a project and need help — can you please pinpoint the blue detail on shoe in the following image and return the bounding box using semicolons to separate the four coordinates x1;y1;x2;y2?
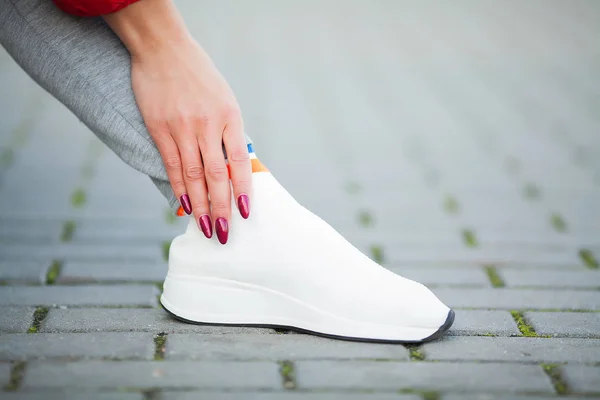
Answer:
247;143;254;154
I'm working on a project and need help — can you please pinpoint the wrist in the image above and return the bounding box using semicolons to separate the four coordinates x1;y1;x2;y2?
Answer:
102;0;192;60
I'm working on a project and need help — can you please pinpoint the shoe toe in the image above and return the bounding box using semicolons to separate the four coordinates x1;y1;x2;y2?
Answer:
410;282;452;328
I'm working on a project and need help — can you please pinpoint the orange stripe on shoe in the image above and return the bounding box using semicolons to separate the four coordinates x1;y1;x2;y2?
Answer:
251;158;269;173
176;206;185;216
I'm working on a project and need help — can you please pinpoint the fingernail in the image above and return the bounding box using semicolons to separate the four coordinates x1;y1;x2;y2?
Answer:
215;217;229;245
237;194;250;219
198;214;212;238
180;194;192;215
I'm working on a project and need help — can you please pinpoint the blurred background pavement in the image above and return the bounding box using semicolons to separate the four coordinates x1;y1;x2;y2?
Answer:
0;0;599;397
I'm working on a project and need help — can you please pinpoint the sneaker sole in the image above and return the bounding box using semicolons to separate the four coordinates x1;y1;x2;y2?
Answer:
160;274;454;343
162;302;455;344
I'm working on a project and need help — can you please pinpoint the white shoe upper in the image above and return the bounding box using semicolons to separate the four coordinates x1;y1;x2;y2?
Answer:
167;172;451;335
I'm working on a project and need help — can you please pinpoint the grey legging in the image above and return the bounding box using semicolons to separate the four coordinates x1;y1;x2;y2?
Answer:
0;0;252;212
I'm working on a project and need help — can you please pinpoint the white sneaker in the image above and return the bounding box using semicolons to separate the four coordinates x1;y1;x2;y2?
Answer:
161;167;454;343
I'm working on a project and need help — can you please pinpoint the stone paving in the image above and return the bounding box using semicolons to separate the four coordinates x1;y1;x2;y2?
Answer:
1;0;599;398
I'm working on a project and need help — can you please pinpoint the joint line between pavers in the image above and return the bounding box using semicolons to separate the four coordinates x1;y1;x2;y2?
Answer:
60;220;76;242
523;182;542;200
357;209;374;228
45;260;62;285
161;240;172;262
3;361;27;391
369;244;385;264
541;363;569;395
398;388;440;400
461;228;478;248
483;265;505;288
27;306;49;333
579;249;599;269
550;212;568;233
70;188;87;209
142;388;163;400
510;310;540;337
443;194;460;215
153;332;168;361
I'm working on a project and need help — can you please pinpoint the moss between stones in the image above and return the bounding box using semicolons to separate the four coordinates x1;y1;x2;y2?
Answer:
422;392;440;400
28;307;49;334
161;240;171;262
579;249;599;269
523;182;541;200
46;261;62;285
153;333;167;361
60;220;76;242
542;363;568;395
71;188;87;208
370;245;384;264
345;181;362;195
358;210;374;228
141;388;161;400
484;265;505;288
0;148;14;168
4;361;26;391
279;360;296;390
164;208;177;225
550;213;567;233
443;195;460;214
510;311;537;337
154;282;164;305
398;388;439;399
462;229;478;248
406;345;425;361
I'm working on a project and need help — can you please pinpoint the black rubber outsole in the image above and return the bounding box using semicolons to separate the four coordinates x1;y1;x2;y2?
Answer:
161;303;455;344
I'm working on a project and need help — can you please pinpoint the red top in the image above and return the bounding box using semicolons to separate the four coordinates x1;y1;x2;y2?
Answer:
53;0;141;17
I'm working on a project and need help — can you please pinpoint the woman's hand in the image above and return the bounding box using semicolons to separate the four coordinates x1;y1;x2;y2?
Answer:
132;40;252;243
103;0;251;244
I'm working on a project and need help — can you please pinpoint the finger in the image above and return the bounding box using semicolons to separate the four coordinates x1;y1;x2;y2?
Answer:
148;122;190;216
198;123;231;245
172;125;212;239
223;117;252;219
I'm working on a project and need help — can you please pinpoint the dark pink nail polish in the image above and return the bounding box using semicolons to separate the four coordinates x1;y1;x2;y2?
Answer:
180;194;192;215
215;217;229;245
198;215;213;239
237;194;250;219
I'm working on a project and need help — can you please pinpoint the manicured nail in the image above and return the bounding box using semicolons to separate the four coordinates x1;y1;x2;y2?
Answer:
237;194;250;219
180;194;192;215
215;217;229;245
198;214;212;238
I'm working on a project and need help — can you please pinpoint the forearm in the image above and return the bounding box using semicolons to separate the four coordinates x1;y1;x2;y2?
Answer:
102;0;192;59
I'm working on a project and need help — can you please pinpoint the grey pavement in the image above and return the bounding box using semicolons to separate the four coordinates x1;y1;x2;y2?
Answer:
1;0;600;398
